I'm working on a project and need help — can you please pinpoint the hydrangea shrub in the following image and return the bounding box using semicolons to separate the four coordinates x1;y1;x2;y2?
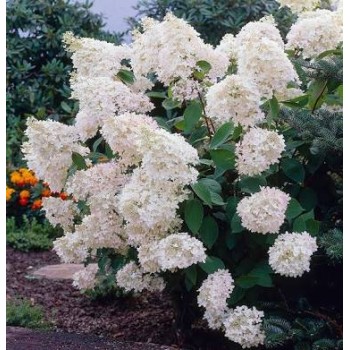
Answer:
21;0;342;348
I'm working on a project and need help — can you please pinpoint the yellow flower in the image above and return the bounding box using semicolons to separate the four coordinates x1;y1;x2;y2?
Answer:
6;187;15;201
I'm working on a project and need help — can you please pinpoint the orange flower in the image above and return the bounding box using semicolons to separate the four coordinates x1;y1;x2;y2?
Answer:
6;187;15;201
19;190;31;199
59;192;68;200
41;188;51;197
10;171;24;186
31;199;42;210
19;198;29;206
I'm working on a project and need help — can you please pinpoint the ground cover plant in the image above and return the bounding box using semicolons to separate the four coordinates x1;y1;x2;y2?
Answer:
20;0;342;348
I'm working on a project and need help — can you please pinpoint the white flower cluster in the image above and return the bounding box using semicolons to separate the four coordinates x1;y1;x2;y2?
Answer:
138;233;206;273
42;197;77;231
223;306;265;348
65;161;127;211
268;232;318;277
205;75;265;129
64;33;154;141
197;270;235;329
115;262;165;293
236;128;285;176
286;9;343;58
215;34;237;62
237;187;291;234
131;13;229;101
235;17;300;100
72;264;99;291
276;0;319;13
22;117;89;192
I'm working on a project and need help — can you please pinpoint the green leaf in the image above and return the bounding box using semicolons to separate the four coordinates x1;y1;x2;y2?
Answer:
191;182;212;206
200;216;219;249
146;91;167;99
196;60;212;74
281;158;305;183
209;122;235;149
306;219;320;236
299;188;317;211
231;214;244;233
162;98;181;110
210;192;226;206
92;137;103;152
226;197;239;221
116;69;135;84
286;198;305;220
184;199;204;234
185;265;197;286
226;233;238;250
198;178;221;193
236;275;259;289
184;100;202;132
199;256;225;274
60;101;72;113
227;287;246;305
293;211;314;232
267;96;280;125
71;152;87;170
308;79;328;111
210;149;235;170
238;176;267;194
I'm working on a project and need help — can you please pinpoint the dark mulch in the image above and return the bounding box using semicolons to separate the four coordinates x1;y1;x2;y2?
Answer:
6;246;178;347
6;327;178;350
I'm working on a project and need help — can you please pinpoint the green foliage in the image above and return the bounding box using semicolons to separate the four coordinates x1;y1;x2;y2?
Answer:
7;299;50;329
319;229;343;262
128;0;295;45
6;0;123;166
6;216;62;251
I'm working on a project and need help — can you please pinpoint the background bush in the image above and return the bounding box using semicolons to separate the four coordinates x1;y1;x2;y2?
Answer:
6;0;123;166
127;0;296;45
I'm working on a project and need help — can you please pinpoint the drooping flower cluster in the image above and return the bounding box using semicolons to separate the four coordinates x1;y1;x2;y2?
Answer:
72;264;99;291
276;0;319;13
268;232;318;277
236;128;285;176
115;262;165;293
286;9;343;58
205;75;265;129
237;187;291;234
223;306;265;348
197;269;235;329
22;117;89;192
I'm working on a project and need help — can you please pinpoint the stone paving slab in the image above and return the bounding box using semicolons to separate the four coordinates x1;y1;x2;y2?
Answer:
32;264;87;280
7;327;180;350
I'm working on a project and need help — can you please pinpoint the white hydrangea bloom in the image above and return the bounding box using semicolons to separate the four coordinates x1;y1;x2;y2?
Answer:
237;187;291;234
137;233;206;272
197;269;234;329
101;113;159;167
215;34;237;62
205;75;265;129
276;0;319;13
131;13;228;101
286;10;343;58
235;16;285;52
42;197;78;231
237;38;301;100
53;231;88;264
115;262;165;293
74;210;128;253
65;161;127;211
268;232;318;277
223;306;265;349
22;118;89;192
63;32;130;78
236;128;285;176
72;264;99;291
